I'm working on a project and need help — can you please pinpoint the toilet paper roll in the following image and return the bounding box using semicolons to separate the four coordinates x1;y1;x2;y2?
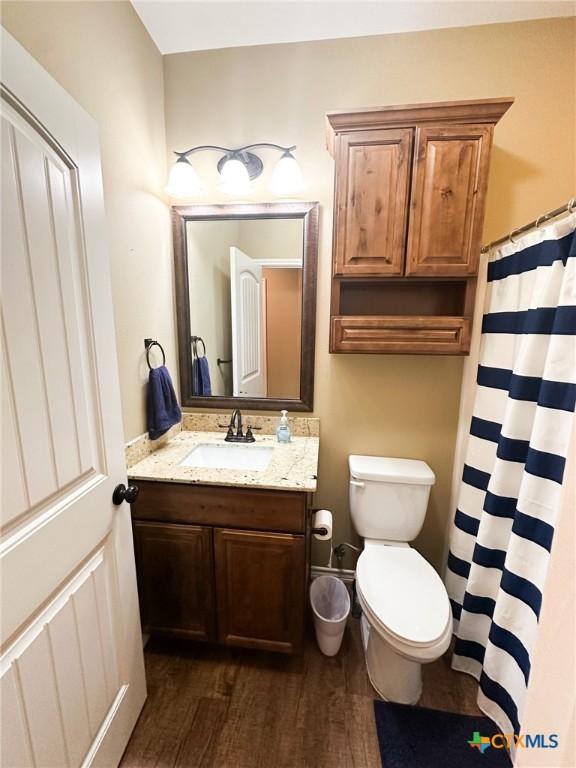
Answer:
312;509;333;541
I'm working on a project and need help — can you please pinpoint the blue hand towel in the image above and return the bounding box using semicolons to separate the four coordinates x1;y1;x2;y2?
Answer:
192;356;212;396
192;357;201;395
147;365;182;440
198;356;212;396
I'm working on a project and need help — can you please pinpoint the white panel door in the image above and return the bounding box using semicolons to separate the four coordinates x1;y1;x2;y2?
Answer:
0;30;146;768
230;246;266;397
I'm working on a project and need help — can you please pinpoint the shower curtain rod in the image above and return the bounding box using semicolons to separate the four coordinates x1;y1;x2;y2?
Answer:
480;197;576;253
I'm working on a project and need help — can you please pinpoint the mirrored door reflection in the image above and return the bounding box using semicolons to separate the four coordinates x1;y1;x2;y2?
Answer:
186;217;303;400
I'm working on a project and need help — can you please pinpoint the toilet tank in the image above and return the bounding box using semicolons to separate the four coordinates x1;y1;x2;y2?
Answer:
349;455;435;542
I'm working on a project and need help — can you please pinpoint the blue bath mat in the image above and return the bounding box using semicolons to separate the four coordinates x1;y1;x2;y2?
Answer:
373;700;512;768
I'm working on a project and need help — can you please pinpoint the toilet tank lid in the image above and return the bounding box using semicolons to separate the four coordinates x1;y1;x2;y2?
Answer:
349;455;435;485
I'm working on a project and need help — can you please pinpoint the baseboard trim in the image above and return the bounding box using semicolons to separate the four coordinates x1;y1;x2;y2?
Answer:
310;565;356;584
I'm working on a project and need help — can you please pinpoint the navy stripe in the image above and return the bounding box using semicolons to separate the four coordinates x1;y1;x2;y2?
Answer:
447;551;471;579
508;373;539;401
489;623;531;685
497;435;529;463
512;511;554;552
487;230;575;282
455;509;480;536
477;364;512;390
501;569;542;618
473;543;506;571
482;305;576;335
495;438;566;480
470;416;501;443
454;637;485;665
477;365;576;411
539;379;576;411
480;671;521;735
450;599;462;621
462;591;496;618
525;447;566;484
484;491;516;519
463;464;490;491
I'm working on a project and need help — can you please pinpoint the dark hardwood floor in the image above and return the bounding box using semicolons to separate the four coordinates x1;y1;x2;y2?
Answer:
120;618;480;768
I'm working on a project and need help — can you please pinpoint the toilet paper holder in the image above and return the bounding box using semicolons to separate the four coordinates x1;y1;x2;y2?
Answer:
311;508;331;538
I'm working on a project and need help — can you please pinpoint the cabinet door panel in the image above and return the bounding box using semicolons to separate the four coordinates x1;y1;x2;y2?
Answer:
215;529;305;653
133;522;215;640
407;124;492;276
334;128;413;276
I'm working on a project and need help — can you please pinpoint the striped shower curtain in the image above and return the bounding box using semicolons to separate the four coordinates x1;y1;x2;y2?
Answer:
446;211;576;744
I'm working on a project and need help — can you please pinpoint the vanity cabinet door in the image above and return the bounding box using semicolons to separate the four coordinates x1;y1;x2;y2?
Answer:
333;128;413;276
214;528;306;654
406;124;492;276
133;521;216;641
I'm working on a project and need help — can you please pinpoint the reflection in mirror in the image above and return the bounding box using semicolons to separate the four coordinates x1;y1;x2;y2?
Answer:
173;202;318;411
187;218;303;400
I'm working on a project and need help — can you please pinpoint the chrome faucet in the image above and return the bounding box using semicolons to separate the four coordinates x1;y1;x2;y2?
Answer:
223;409;255;443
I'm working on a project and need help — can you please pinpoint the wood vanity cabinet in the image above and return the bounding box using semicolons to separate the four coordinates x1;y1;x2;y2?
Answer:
133;521;215;641
327;98;513;354
131;481;309;654
214;529;305;653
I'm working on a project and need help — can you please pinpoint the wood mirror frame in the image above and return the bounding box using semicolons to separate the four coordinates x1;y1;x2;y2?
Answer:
172;201;319;411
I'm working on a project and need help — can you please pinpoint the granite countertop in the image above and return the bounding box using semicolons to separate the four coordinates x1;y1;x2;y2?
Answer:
128;429;319;493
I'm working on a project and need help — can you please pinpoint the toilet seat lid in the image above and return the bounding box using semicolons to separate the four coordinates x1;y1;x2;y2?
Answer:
356;545;450;646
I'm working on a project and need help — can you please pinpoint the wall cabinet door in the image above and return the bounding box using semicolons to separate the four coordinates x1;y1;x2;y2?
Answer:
214;528;306;653
406;124;492;276
333;128;413;276
133;521;215;641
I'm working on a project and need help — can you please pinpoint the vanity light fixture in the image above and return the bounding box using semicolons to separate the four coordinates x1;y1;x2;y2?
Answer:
269;150;305;196
165;156;203;197
165;143;304;198
218;155;251;196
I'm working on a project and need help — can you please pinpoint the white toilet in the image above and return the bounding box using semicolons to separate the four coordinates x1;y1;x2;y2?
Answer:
349;455;452;704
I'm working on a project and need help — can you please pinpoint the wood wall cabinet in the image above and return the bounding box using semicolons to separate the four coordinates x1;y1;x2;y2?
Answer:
132;481;309;654
327;98;513;354
333;128;413;276
406;125;492;277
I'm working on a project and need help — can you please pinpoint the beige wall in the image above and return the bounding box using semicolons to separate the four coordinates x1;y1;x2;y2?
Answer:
2;8;573;569
164;18;576;570
187;220;239;396
263;268;302;399
1;1;175;442
236;218;303;262
2;7;574;746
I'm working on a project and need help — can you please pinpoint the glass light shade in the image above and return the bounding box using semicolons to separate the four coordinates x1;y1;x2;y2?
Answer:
219;156;251;195
165;158;203;197
269;153;304;196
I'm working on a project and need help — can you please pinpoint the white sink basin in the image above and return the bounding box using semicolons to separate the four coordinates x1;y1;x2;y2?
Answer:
179;443;274;472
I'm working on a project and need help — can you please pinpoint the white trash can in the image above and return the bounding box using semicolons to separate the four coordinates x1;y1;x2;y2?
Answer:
310;575;351;656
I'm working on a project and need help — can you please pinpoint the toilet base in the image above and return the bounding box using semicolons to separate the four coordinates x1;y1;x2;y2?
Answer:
360;615;423;705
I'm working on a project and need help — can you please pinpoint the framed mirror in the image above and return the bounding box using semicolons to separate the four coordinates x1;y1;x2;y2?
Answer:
172;201;319;411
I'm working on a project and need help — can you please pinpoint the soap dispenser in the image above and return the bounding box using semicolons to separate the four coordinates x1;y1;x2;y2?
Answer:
276;410;291;443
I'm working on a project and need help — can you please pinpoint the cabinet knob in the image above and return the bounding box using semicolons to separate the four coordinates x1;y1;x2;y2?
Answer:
112;483;139;506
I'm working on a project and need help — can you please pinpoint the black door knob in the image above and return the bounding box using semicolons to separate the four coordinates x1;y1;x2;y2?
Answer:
112;483;139;506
